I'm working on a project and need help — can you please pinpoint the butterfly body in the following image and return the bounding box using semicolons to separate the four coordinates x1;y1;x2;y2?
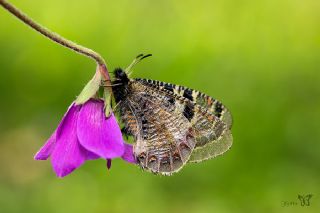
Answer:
112;67;232;175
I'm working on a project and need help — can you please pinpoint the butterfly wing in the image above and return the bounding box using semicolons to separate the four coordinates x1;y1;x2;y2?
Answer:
136;79;233;163
118;80;197;175
188;129;233;162
135;79;233;129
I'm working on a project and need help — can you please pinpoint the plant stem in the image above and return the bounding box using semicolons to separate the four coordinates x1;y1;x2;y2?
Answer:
0;0;111;82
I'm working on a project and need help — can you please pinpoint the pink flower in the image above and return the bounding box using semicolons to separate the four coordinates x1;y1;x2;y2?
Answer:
34;99;135;177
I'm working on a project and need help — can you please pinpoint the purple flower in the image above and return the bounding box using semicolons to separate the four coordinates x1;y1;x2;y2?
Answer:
34;99;136;177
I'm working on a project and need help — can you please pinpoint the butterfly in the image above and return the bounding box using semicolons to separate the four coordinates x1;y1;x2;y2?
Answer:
111;54;233;175
298;194;312;206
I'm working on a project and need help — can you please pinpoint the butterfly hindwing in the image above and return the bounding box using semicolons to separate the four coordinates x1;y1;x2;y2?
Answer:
188;129;233;162
187;101;233;163
117;80;197;175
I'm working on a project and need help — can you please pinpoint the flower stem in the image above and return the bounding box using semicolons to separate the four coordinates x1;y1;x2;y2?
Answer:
0;0;111;82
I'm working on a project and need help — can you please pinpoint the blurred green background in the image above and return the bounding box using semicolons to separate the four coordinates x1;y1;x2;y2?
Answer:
0;0;319;212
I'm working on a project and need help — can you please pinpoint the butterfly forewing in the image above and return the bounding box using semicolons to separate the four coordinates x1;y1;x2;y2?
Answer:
137;78;232;164
136;79;233;129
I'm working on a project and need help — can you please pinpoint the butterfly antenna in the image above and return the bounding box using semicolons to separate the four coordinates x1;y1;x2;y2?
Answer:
126;53;152;77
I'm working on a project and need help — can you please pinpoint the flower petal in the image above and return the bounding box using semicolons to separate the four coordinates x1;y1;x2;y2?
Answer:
35;103;76;161
34;131;56;160
122;143;136;164
51;104;87;178
77;100;124;159
85;150;100;160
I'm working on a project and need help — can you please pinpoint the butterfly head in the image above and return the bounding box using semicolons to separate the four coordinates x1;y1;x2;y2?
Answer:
114;68;129;84
112;68;130;103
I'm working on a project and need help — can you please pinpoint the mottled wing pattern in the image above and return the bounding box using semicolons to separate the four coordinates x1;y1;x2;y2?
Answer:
136;79;233;163
137;79;233;128
118;80;197;175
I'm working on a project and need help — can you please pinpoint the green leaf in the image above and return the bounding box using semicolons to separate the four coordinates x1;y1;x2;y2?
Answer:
104;88;112;117
75;67;102;105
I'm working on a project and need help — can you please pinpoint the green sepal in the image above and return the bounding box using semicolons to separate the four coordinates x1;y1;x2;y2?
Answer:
104;88;112;117
75;67;102;105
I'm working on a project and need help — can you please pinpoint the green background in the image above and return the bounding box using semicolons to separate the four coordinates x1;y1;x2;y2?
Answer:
0;0;319;212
